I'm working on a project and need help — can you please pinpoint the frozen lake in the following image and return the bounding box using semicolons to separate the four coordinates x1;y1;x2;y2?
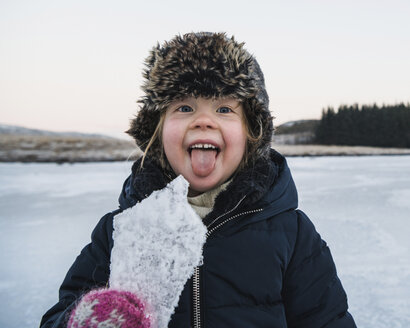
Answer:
0;156;409;327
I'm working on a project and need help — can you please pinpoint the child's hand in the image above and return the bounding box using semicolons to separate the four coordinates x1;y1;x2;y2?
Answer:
68;289;150;328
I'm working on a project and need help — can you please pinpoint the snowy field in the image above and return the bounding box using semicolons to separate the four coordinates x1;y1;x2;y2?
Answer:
0;156;409;328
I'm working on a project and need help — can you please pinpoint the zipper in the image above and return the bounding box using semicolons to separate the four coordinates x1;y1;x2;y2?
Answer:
205;195;247;229
192;206;264;328
192;266;201;328
206;208;263;237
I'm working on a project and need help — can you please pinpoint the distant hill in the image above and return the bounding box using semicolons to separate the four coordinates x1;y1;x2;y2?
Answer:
0;123;111;139
0;123;142;163
274;120;319;135
273;120;319;145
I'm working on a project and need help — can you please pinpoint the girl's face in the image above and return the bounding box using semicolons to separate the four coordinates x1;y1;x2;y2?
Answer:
162;97;247;196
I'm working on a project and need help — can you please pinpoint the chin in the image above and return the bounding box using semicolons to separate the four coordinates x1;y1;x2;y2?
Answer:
187;177;221;195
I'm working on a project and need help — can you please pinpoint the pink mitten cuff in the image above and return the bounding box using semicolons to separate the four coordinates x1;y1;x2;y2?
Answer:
68;289;150;328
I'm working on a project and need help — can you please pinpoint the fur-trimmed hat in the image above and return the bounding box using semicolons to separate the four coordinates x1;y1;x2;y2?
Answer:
127;32;273;169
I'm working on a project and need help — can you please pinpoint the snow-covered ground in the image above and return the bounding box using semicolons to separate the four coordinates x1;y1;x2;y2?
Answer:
0;156;409;327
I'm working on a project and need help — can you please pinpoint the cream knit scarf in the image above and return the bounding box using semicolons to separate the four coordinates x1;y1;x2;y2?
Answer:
187;180;231;219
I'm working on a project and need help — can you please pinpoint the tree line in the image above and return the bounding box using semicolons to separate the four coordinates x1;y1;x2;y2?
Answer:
315;103;410;148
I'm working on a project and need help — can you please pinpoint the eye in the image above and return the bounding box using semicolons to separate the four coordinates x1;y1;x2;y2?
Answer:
216;106;232;114
177;105;193;113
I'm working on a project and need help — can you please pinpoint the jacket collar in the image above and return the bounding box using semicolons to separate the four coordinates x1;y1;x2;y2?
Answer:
118;149;298;227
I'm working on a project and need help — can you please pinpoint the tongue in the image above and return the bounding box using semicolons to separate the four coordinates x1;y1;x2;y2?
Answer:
190;149;217;177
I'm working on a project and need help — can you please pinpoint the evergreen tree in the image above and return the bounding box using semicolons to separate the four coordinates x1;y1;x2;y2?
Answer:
314;103;410;148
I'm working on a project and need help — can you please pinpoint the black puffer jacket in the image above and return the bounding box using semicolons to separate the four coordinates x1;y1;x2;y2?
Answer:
40;150;356;328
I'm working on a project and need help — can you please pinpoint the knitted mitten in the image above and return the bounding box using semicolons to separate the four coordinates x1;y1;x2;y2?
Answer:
67;289;150;328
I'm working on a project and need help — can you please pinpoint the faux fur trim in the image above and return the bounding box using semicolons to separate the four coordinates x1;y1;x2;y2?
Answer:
203;149;281;227
119;150;285;231
118;157;174;210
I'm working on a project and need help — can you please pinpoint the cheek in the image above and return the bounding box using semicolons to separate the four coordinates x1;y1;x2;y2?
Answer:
228;125;247;148
224;124;247;163
162;119;187;170
162;120;181;148
236;134;247;160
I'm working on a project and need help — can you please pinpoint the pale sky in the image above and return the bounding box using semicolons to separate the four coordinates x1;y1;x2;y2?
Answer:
1;0;409;138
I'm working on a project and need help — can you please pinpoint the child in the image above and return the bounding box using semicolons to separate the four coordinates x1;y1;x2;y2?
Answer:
40;32;356;328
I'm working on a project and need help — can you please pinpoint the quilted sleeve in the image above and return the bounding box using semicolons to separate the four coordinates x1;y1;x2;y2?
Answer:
39;211;116;328
282;210;356;328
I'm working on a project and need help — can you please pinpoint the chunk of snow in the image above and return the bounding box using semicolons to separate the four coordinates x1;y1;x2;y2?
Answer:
110;175;207;328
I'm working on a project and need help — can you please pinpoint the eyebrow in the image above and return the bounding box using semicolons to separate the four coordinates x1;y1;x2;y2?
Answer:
169;98;195;107
215;98;241;107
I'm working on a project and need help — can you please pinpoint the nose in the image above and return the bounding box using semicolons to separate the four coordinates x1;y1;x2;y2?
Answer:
190;111;217;130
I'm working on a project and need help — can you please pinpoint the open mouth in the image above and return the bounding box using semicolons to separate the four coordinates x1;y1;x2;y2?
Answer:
188;143;221;154
188;143;220;177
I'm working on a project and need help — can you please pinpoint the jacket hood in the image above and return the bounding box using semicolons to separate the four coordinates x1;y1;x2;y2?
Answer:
118;157;170;210
119;150;298;229
204;149;298;229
